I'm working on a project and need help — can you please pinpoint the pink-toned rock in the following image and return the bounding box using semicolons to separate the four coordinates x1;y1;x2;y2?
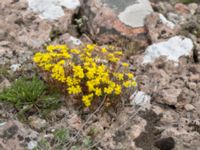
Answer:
161;127;200;150
29;116;47;131
158;88;182;106
18;21;52;49
145;12;180;43
0;0;80;49
82;0;152;44
0;120;38;150
175;3;190;14
67;114;82;130
189;74;200;82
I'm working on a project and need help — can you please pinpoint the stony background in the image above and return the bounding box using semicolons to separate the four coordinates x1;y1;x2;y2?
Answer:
0;0;200;150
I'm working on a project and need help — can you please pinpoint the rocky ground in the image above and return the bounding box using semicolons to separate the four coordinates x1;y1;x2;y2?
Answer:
0;0;200;150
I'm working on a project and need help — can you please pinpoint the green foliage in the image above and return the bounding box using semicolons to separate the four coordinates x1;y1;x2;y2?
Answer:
82;136;92;147
54;128;70;144
178;0;198;4
0;65;14;81
33;128;94;150
34;139;51;150
50;28;62;41
0;76;61;120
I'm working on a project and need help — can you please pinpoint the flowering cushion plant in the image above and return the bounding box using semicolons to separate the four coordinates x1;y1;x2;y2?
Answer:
33;44;136;107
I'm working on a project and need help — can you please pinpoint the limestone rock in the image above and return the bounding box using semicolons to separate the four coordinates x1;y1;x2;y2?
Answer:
27;0;81;20
174;3;190;14
130;91;151;106
10;64;21;72
118;0;153;28
27;140;38;150
143;36;194;64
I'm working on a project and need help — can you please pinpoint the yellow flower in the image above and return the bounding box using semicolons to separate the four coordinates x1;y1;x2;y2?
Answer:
44;64;53;71
83;62;90;67
87;44;96;51
46;45;56;52
97;65;106;73
87;81;95;92
86;51;92;57
73;65;84;79
108;45;115;50
86;67;96;79
122;63;129;67
62;52;71;59
34;43;137;108
113;73;124;81
67;85;82;94
131;81;137;87
95;88;102;96
108;53;119;62
34;53;52;63
70;49;80;54
94;78;100;86
57;60;65;65
58;45;68;51
114;51;123;55
100;72;109;83
84;57;93;63
115;85;121;95
101;47;107;53
33;52;42;63
82;93;93;107
51;64;65;82
108;81;116;88
123;81;132;88
66;76;73;86
104;87;113;94
127;73;134;79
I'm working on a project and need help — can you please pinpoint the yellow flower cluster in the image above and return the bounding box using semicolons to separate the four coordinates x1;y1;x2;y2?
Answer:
33;44;137;107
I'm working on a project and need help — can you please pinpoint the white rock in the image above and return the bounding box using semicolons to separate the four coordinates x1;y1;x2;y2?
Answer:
10;64;21;72
118;0;153;28
0;122;7;127
28;0;80;20
130;91;151;106
143;36;194;64
28;141;38;150
59;0;81;9
159;14;175;29
184;104;195;111
68;36;82;45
